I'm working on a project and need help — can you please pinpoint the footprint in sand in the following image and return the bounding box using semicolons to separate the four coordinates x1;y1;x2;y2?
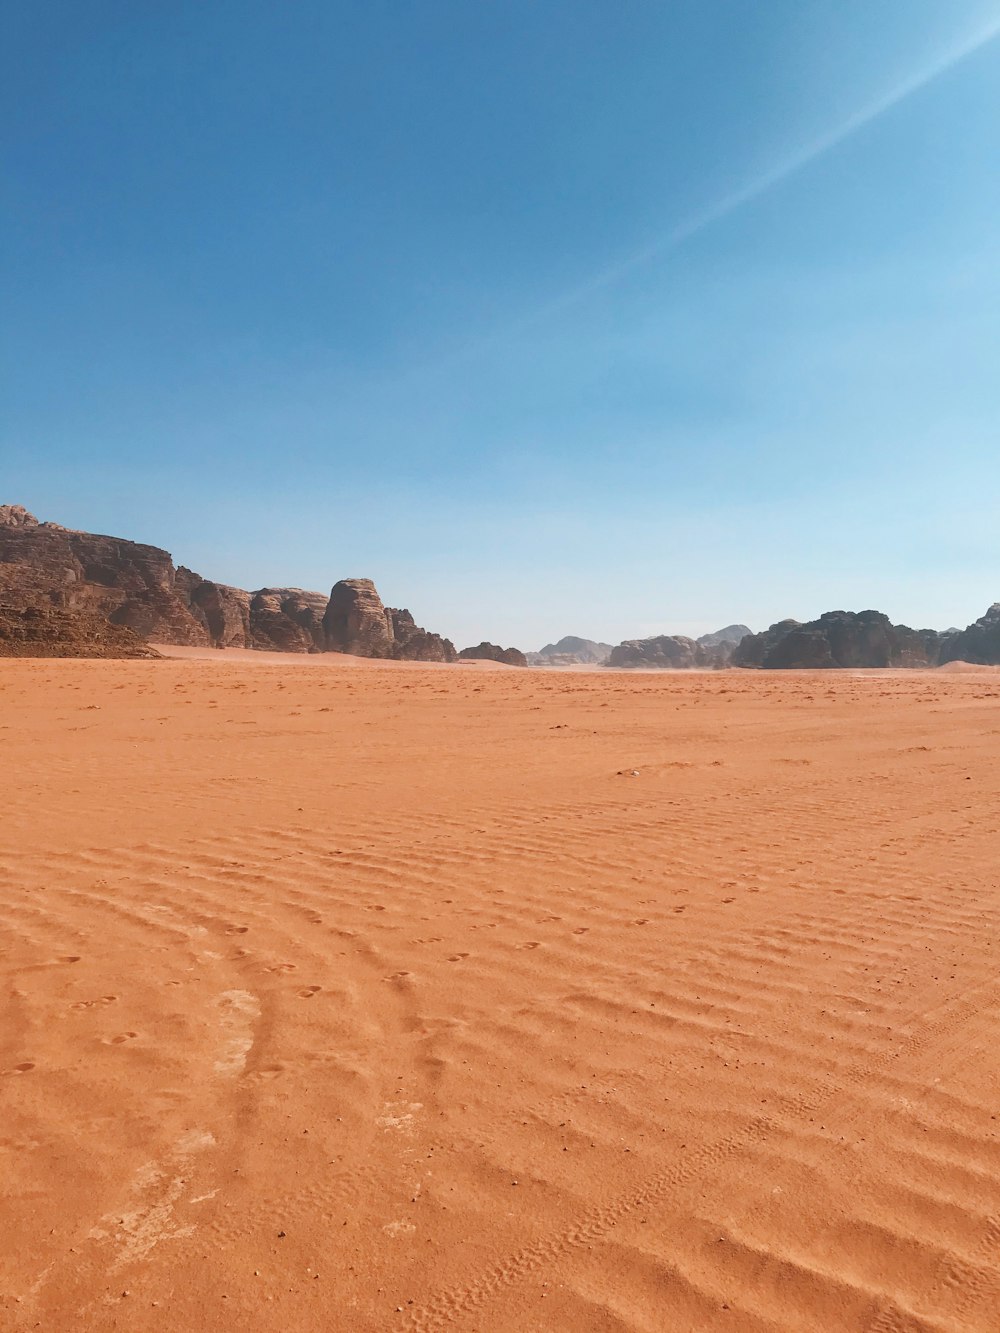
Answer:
522;942;541;950
71;995;118;1010
106;1032;139;1045
252;1064;286;1081
572;928;589;935
224;925;249;936
266;963;297;974
297;986;322;998
58;955;81;964
448;953;469;962
5;1062;35;1074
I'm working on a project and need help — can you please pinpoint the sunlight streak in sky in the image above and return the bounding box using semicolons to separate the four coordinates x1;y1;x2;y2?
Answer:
536;11;1000;318
401;9;1000;384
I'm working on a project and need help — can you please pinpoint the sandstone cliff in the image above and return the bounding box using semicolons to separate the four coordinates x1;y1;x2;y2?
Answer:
0;506;455;661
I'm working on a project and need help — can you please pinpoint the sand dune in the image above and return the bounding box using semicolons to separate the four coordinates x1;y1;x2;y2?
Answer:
2;659;999;1330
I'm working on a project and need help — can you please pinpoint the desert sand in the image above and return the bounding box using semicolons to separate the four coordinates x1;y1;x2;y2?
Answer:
2;657;999;1332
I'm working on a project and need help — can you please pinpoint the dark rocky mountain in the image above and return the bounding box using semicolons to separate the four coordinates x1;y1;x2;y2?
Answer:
731;611;945;669
697;624;752;649
458;642;528;668
529;635;613;666
938;604;1000;666
0;505;455;660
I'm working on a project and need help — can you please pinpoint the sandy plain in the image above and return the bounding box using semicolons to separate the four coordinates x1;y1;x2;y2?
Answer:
2;655;999;1332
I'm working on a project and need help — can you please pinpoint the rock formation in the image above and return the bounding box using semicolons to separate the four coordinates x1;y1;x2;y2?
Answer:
529;636;613;666
387;608;458;662
323;579;396;657
731;611;943;669
250;588;327;653
0;505;455;660
458;642;527;668
607;624;746;669
938;604;1000;666
696;624;752;649
0;603;159;658
609;635;712;669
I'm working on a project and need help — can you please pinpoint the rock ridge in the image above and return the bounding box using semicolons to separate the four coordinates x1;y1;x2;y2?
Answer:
0;505;455;660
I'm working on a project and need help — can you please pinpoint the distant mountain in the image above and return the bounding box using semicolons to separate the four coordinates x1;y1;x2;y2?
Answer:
530;636;613;665
696;624;752;648
609;635;732;669
608;623;752;669
458;642;527;667
731;611;946;669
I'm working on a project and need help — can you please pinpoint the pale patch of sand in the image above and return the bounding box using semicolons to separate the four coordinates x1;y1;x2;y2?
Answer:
3;658;1000;1330
936;659;1000;673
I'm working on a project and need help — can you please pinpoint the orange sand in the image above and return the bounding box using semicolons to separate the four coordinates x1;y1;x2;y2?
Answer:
2;658;999;1332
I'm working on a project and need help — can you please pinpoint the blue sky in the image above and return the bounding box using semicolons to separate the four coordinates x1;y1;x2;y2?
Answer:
3;1;999;648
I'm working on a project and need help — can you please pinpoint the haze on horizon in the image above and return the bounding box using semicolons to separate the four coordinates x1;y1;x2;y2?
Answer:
3;2;999;650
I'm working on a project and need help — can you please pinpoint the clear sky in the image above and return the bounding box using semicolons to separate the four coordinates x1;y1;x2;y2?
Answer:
3;2;999;649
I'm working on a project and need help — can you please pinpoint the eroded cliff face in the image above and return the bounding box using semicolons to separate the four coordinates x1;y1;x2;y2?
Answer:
0;507;455;660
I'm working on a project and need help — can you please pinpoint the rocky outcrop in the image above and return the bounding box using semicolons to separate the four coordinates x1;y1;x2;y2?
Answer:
178;572;252;649
0;506;455;660
0;603;159;658
732;611;943;669
531;636;613;665
320;582;455;661
939;604;1000;666
697;624;752;649
608;624;752;669
728;620;802;668
459;642;527;668
251;588;328;653
0;504;46;530
609;635;708;669
324;579;395;657
0;512;213;645
388;608;457;662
